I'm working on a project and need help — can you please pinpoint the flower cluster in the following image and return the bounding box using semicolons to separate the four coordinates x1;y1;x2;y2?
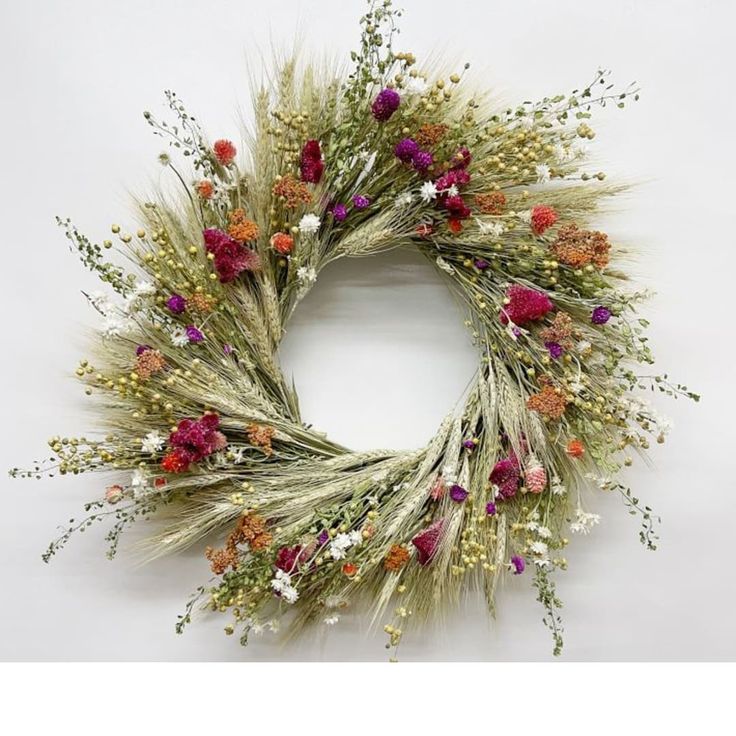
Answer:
161;413;227;473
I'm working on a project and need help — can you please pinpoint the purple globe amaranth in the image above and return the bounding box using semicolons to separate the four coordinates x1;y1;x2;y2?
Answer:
332;203;348;222
166;294;186;314
185;325;204;343
486;502;497;516
394;138;419;163
545;341;563;359
371;88;401;121
449;484;469;502
352;194;371;210
412;150;433;172
511;555;525;575
474;259;490;271
591;306;612;324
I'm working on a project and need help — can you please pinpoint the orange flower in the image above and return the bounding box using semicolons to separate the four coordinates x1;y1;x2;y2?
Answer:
415;123;449;147
475;191;507;215
213;139;236;166
447;218;463;234
187;291;215;313
246;422;276;456
566;439;585;458
270;232;294;255
526;377;568;420
272;174;312;209
195;180;214;199
550;223;610;269
342;562;358;577
134;348;166;380
384;544;410;572
228;208;260;242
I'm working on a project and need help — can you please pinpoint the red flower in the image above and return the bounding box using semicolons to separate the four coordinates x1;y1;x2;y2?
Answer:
342;562;358;577
567;439;585;458
213;139;236;166
275;544;308;573
447;218;463;234
203;228;260;282
300;139;324;184
161;450;190;474
196;180;214;199
490;457;521;499
531;205;558;235
444;195;472;220
411;518;446;566
500;284;554;325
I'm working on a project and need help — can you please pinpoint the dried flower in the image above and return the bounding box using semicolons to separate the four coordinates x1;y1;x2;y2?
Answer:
490;457;520;499
298;213;321;234
185;325;204;343
203;228;260;282
195;180;214;199
566;439;585;458
485;502;497;516
300;139;324;183
550;223;610;269
415;123;448;147
213;139;237;166
270;232;294;255
188;292;215;313
371;88;400;121
228;209;260;242
332;203;348;221
246;422;275;456
500;285;554;325
591;306;611;324
540;311;574;349
475;191;507;215
527;377;568;420
511;555;526;574
394;138;419;163
352;194;371;209
412;150;433;172
384;544;410;571
530;205;558;235
449;484;469;502
273;174;312;209
105;485;124;504
166;294;186;314
411;518;445;566
135;348;166;380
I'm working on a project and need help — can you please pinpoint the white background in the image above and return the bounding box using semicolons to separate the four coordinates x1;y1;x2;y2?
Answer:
1;0;734;661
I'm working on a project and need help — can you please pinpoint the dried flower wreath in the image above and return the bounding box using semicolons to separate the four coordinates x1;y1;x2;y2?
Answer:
13;1;698;658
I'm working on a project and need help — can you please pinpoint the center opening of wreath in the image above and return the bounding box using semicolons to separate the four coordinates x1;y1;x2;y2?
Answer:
279;247;479;452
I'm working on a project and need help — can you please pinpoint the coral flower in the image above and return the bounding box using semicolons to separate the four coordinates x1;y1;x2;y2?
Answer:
342;562;358;577
270;232;294;255
567;439;585;458
384;544;410;572
530;205;558;235
475;191;506;215
195;180;214;199
447;218;463;234
213;139;237;166
161;450;190;473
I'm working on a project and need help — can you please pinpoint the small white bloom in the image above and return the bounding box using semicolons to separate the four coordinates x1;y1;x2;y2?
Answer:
141;431;165;454
348;530;362;546
536;526;552;539
530;541;548;556
419;181;438;203
568;379;585;395
329;532;353;560
570;508;601;535
576;339;592;354
535;164;551;183
533;557;552;569
281;586;299;604
446;184;459;197
130;469;149;499
517;209;532;224
404;76;429;95
102;316;130;338
323;615;340;626
170;327;189;348
435;256;454;275
396;191;414;206
298;213;321;235
296;265;317;285
476;218;505;237
551;477;566;496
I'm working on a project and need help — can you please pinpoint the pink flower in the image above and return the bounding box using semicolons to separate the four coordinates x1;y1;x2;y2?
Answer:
500;285;554;325
490;457;520;499
166;413;227;467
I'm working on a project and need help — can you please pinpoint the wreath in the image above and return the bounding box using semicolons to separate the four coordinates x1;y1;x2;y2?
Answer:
13;0;698;658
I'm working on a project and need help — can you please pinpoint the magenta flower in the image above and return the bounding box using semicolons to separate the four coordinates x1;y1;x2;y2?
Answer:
394;138;419;163
136;344;152;356
166;294;186;314
449;484;469;502
511;555;525;575
474;259;489;271
371;88;400;121
352;194;371;210
185;325;204;343
223;344;233;355
591;306;611;324
545;341;563;359
412;150;433;172
486;502;497;516
168;413;227;465
332;203;348;221
500;285;554;325
411;518;446;566
490;457;521;499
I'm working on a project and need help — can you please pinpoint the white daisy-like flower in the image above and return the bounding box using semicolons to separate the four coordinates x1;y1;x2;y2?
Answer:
530;541;548;555
141;430;164;454
476;218;505;237
404;76;429;95
323;615;340;626
533;557;552;569
419;181;438;203
102;316;130;338
170;327;189;348
570;508;601;535
348;530;362;546
296;265;317;285
130;469;149;499
396;191;414;206
535;164;551;183
551;477;566;496
281;586;299;604
271;569;299;604
568;379;585;395
329;533;353;560
536;526;552;539
576;340;593;355
517;209;532;225
445;184;459;197
298;213;321;235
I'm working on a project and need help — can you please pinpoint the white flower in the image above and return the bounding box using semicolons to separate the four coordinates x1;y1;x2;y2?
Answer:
102;316;130;338
446;184;459;197
281;586;299;604
296;266;317;285
517;209;532;224
329;532;353;560
122;292;142;315
530;541;548;556
553;143;574;164
348;530;362;546
476;218;505;237
551;477;566;496
570;508;601;535
271;569;299;604
323;615;340;626
130;469;149;499
170;327;189;348
298;213;321;235
536;526;552;539
535;164;551;183
419;181;438;203
576;340;592;355
134;280;156;297
568;379;585;395
404;76;429;95
141;431;164;454
533;557;552;569
396;192;414;206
